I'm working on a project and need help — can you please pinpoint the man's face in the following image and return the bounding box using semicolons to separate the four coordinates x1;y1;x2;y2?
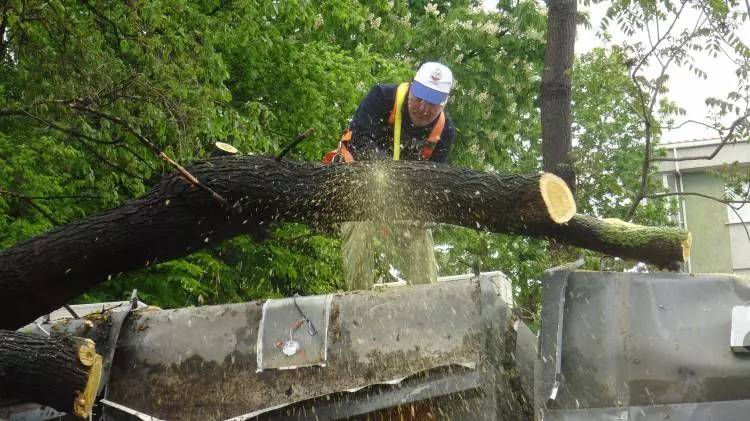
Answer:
407;94;444;127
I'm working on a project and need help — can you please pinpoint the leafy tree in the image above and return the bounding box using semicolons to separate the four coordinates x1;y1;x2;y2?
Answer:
590;0;749;219
1;0;546;308
572;48;672;225
436;47;674;323
0;0;677;324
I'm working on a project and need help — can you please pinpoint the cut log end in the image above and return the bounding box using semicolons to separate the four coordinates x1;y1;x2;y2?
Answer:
682;232;692;262
539;172;576;224
213;142;239;157
77;338;96;367
74;353;102;419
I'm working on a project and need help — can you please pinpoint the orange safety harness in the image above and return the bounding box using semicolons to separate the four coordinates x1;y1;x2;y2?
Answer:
323;83;445;164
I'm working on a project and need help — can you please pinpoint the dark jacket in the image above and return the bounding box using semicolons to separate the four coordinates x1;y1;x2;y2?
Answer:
346;84;455;163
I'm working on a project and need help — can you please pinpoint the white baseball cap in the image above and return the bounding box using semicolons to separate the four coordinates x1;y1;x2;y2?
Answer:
411;62;453;105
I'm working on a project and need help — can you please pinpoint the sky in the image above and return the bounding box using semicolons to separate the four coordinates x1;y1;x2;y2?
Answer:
576;2;748;144
484;0;749;144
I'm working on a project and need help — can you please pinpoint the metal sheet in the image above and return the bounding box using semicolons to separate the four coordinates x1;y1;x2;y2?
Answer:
257;294;332;370
105;278;492;420
541;398;750;421
249;367;483;420
730;306;750;352
0;403;65;421
515;319;537;399
537;271;750;415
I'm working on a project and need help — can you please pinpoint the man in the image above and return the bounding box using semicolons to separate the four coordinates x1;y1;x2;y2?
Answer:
328;62;456;290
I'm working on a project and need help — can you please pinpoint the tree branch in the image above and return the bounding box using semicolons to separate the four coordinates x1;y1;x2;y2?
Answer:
0;188;101;201
70;104;228;206
647;191;750;243
657;118;722;132
116;142;158;172
14;109;144;180
625;4;710;221
0;6;8;60
629;1;687;79
0;189;63;226
16;109;124;145
0;156;691;329
652;113;750;162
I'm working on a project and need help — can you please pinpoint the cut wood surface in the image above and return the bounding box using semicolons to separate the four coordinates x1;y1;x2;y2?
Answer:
0;156;687;329
0;330;102;418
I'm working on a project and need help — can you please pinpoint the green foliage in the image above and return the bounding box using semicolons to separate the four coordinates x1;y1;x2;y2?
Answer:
1;0;677;324
436;47;674;320
572;48;672;225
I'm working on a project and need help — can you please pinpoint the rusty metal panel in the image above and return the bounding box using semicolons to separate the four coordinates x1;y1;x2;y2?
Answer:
105;278;491;420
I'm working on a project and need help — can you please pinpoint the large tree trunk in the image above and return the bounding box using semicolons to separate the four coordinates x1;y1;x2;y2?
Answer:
540;0;577;193
0;156;574;329
0;330;102;418
0;156;685;329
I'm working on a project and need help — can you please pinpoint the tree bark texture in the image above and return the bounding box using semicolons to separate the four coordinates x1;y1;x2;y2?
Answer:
0;156;686;329
531;214;691;271
0;330;101;418
540;0;577;193
0;156;572;329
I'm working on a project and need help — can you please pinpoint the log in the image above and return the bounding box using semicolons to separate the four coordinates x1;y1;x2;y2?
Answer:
0;330;102;418
535;215;691;271
0;156;575;329
211;142;239;157
0;156;686;329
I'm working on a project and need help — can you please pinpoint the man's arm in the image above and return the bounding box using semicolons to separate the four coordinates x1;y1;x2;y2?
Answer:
347;85;391;160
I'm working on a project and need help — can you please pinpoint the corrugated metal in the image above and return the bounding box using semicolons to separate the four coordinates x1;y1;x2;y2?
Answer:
537;271;750;420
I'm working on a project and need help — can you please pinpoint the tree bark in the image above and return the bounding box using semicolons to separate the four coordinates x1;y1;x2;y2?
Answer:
0;330;102;418
530;214;691;271
0;156;574;329
0;156;686;329
540;0;577;193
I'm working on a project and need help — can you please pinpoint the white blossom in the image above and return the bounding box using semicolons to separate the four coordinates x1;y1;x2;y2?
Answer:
424;2;440;17
452;20;473;31
479;21;501;34
314;14;324;29
400;12;411;25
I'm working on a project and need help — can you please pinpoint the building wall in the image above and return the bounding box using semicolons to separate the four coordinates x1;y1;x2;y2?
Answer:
729;225;750;273
682;172;734;273
661;141;750;172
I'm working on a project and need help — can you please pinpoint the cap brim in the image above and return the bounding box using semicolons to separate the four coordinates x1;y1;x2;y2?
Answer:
410;81;449;105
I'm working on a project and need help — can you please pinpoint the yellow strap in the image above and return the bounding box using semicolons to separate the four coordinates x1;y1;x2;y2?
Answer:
392;83;409;161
